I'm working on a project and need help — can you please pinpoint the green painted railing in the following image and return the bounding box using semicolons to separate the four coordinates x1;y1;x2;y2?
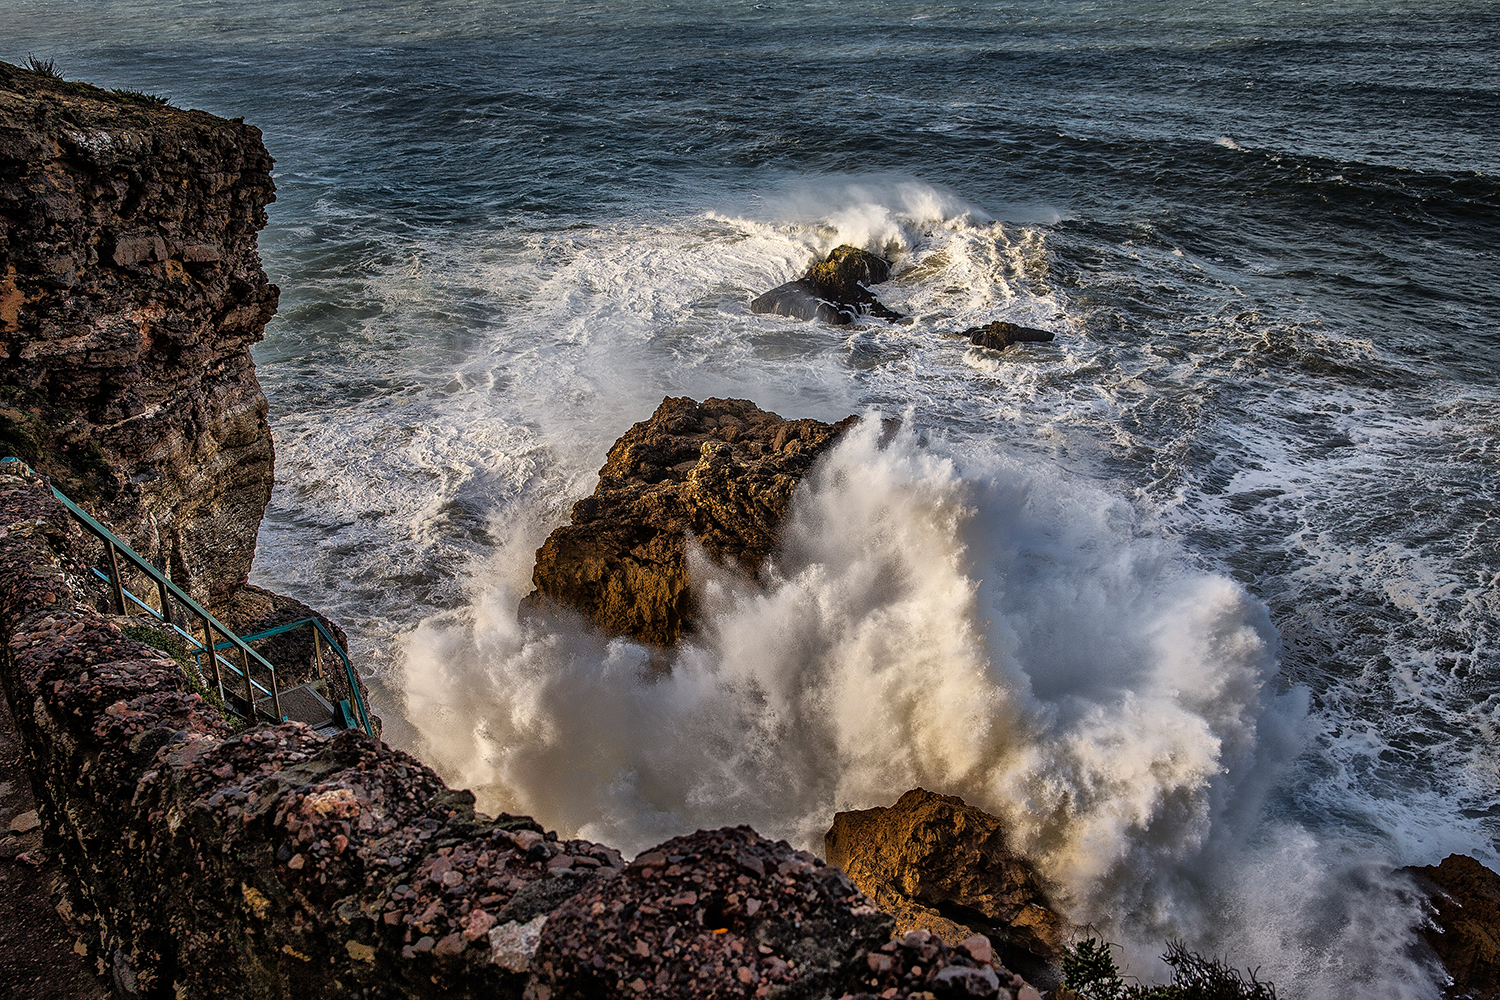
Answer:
1;456;373;736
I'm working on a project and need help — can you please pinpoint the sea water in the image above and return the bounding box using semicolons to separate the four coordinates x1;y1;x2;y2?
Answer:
11;1;1499;995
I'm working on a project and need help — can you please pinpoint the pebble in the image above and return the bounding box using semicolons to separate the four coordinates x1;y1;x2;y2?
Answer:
8;809;39;833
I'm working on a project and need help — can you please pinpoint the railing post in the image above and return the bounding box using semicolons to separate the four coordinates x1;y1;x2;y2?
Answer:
199;613;223;701
239;641;254;715
312;626;325;680
156;576;174;625
105;542;127;615
269;665;283;723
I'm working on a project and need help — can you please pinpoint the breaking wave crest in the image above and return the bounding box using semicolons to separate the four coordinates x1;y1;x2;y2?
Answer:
398;416;1436;999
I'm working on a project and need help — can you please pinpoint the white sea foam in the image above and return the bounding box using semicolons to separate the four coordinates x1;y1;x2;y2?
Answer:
396;414;1439;998
248;178;1487;999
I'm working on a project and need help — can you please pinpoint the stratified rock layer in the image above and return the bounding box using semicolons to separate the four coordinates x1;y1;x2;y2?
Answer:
1406;854;1500;1000
527;396;857;647
824;789;1063;979
0;60;278;606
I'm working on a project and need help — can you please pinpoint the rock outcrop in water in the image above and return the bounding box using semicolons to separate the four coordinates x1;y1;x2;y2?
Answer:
525;396;858;647
750;245;902;325
961;321;1054;352
824;789;1063;984
0;60;277;609
1405;854;1500;999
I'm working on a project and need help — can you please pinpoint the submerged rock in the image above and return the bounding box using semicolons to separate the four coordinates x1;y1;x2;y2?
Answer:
525;396;857;647
824;789;1063;983
962;321;1054;351
1405;854;1500;999
751;245;902;325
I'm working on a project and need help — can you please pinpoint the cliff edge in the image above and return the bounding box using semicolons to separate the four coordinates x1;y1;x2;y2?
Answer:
0;60;276;607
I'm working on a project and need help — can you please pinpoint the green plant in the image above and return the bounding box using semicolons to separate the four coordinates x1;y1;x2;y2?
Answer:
0;411;42;465
26;54;62;79
111;87;170;106
1062;938;1277;1000
120;620;246;731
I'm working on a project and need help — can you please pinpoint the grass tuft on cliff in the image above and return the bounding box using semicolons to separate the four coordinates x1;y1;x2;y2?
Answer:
1063;938;1278;1000
111;87;170;106
119;620;247;731
25;54;62;79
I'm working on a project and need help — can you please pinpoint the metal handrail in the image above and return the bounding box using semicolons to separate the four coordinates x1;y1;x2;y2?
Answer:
16;465;375;737
234;617;373;737
87;566;275;701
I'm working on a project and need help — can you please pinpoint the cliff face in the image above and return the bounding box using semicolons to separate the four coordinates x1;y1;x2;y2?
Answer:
0;60;277;606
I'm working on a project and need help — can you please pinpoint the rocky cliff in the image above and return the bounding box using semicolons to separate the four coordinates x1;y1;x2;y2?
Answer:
0;60;276;608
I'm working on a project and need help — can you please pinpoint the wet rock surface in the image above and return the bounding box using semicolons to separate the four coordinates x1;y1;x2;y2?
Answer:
751;245;901;325
526;396;858;647
1406;854;1500;999
824;789;1063;983
960;322;1054;352
0;60;277;607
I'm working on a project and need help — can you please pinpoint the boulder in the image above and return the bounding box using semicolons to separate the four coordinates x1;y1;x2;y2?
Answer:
525;396;857;647
824;789;1063;982
751;245;902;325
962;321;1054;351
1405;854;1500;999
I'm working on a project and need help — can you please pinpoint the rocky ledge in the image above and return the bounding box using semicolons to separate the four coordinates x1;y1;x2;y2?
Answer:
825;790;1062;988
525;396;858;647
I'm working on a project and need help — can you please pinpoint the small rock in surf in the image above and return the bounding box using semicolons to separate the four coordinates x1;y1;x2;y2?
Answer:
750;244;902;325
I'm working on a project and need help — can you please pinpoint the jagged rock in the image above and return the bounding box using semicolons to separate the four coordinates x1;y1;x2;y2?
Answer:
532;827;892;999
0;60;277;607
962;321;1054;351
533;827;1037;999
1405;854;1500;999
751;245;901;325
525;396;857;647
824;789;1063;983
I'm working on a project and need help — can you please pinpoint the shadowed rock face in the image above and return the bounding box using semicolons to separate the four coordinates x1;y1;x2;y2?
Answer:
961;321;1054;352
526;396;858;647
0;60;278;606
824;789;1063;982
1406;854;1500;1000
750;245;901;325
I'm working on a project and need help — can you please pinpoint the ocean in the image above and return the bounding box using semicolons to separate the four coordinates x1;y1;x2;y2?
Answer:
11;1;1499;995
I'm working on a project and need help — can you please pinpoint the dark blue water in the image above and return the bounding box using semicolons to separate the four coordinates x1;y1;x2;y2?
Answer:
11;3;1499;995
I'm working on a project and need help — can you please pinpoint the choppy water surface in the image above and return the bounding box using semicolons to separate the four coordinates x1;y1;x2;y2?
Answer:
12;2;1499;995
